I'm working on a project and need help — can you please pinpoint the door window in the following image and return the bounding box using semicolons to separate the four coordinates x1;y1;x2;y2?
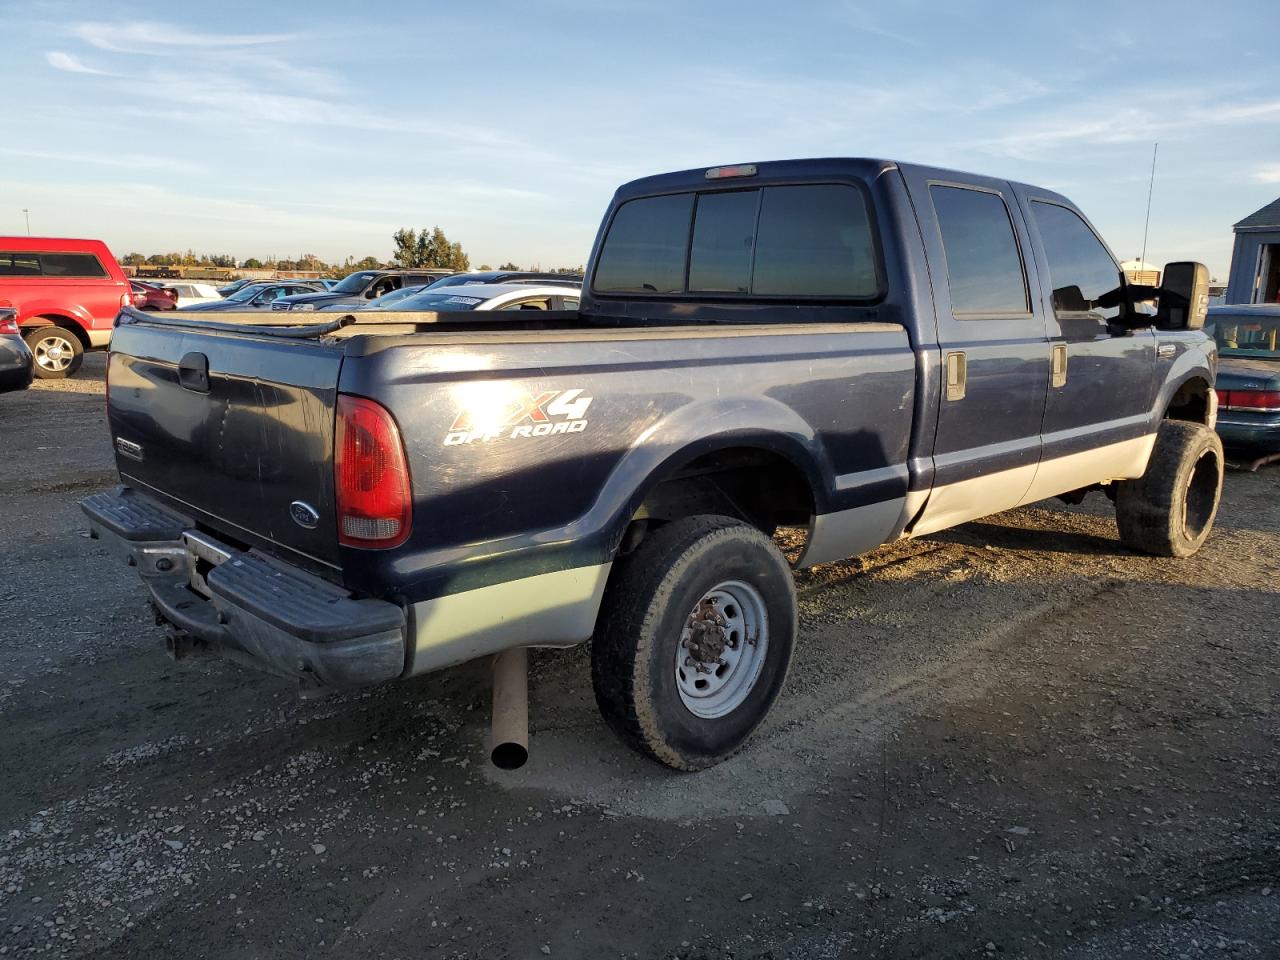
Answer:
1031;201;1123;321
0;254;41;276
930;185;1029;316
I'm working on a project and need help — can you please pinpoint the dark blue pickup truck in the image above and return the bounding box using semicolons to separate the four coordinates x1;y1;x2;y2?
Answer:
84;158;1221;771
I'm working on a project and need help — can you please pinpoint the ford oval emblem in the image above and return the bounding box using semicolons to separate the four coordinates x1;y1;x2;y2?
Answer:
290;501;320;529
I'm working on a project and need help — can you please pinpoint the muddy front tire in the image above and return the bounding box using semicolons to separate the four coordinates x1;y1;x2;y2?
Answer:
1115;420;1224;558
591;515;796;771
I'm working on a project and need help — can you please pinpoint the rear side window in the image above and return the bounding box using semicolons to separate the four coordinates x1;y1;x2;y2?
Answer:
38;253;109;278
0;254;41;276
1031;201;1122;321
930;185;1029;316
595;183;879;299
594;193;693;294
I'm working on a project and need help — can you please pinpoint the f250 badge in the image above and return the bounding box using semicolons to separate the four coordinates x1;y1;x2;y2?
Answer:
444;388;592;446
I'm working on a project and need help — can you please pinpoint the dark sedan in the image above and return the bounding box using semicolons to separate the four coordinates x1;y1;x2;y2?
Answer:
1208;304;1280;457
179;281;327;311
0;307;34;393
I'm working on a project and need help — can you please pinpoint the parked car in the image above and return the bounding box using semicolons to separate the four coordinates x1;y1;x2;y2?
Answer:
217;278;257;297
165;282;223;309
0;306;34;394
1207;304;1280;453
84;157;1219;772
427;270;583;289
319;283;581;313
335;284;430;310
0;237;134;378
179;280;327;311
271;269;455;312
130;281;178;311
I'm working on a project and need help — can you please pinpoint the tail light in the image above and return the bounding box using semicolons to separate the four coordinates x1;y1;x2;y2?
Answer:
335;394;412;548
1217;389;1280;413
0;309;18;335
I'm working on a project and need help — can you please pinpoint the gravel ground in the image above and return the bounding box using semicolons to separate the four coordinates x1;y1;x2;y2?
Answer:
1;353;1277;959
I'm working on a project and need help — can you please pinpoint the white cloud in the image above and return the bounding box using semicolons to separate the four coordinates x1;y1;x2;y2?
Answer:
1256;164;1280;184
0;147;204;175
71;21;297;54
45;50;116;76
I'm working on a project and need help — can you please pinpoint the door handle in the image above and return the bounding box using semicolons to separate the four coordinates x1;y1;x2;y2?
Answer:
1051;344;1068;388
178;352;210;393
944;351;966;401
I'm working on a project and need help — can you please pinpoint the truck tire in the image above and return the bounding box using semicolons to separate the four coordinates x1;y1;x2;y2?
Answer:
591;515;796;770
1114;419;1223;558
24;324;84;379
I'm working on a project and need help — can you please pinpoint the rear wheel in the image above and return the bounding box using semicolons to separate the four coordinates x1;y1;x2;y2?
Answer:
1115;420;1223;557
591;515;796;770
24;325;84;379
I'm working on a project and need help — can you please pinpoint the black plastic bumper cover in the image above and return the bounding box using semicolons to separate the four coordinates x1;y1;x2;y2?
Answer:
82;486;407;688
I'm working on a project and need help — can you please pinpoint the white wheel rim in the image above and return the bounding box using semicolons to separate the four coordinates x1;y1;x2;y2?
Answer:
675;579;769;719
34;333;74;372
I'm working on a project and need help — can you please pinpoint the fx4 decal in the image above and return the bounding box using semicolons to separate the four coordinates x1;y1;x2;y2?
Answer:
444;388;593;446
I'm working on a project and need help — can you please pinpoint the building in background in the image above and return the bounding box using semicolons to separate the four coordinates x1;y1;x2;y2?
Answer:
1225;197;1280;304
1120;259;1161;286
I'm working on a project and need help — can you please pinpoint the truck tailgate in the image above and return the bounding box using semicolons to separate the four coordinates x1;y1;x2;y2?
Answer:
107;321;344;569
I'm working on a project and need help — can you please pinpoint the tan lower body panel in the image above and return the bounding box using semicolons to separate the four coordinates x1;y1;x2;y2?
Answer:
406;563;612;675
1016;434;1156;506
908;434;1156;539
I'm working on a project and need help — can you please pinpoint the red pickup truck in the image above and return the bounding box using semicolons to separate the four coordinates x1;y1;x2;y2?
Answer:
0;237;137;378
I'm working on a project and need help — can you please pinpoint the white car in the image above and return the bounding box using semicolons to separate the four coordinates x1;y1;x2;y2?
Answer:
318;283;580;314
168;282;223;309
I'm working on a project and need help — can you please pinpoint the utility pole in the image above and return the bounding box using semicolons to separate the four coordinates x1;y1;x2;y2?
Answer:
22;208;30;235
1140;143;1158;269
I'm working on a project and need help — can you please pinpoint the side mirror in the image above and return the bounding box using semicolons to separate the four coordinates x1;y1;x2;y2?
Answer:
1156;261;1209;331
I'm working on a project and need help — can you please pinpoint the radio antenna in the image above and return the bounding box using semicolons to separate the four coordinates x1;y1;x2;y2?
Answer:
1140;142;1158;269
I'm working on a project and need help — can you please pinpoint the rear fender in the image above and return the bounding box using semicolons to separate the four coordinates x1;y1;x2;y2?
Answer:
16;302;94;336
595;395;832;551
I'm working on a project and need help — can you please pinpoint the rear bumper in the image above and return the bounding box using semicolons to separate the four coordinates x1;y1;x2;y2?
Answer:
81;486;407;688
1216;412;1280;452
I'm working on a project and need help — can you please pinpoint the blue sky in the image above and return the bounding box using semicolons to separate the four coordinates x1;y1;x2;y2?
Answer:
2;0;1278;277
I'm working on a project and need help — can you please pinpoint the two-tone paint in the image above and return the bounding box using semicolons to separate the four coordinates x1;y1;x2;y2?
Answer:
96;157;1216;685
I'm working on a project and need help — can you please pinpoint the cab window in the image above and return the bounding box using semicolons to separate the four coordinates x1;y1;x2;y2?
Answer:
1031;201;1122;322
593;193;693;294
930;185;1029;317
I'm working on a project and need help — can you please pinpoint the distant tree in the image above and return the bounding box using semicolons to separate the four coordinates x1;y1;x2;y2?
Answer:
395;225;469;270
553;265;584;274
182;249;199;267
393;228;420;267
121;252;146;266
242;257;264;269
498;261;520;271
353;256;382;271
477;264;492;271
277;259;297;271
209;254;236;268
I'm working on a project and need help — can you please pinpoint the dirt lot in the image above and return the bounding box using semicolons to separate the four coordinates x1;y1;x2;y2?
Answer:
1;353;1277;959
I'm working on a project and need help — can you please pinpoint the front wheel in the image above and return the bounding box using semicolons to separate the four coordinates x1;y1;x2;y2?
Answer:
591;515;796;771
1115;419;1224;557
24;325;84;379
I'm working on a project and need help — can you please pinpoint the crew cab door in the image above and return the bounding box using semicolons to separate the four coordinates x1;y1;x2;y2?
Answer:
898;167;1051;536
1013;191;1159;502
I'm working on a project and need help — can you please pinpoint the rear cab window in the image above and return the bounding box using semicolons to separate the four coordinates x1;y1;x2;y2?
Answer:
593;183;881;300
